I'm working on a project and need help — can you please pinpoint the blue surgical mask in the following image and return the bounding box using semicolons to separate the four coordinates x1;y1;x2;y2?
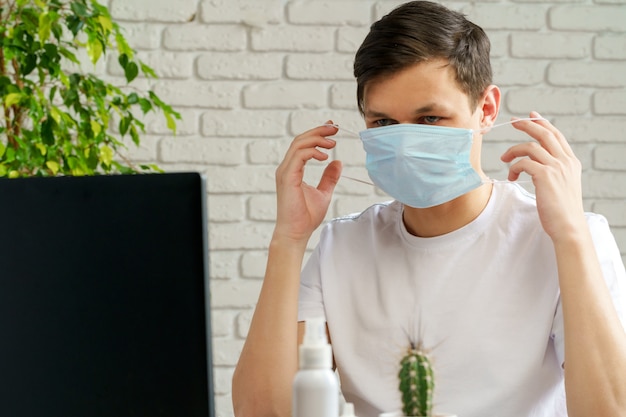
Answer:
360;123;480;208
332;118;544;209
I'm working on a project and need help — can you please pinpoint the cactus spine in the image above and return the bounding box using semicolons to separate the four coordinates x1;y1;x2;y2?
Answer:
398;343;434;416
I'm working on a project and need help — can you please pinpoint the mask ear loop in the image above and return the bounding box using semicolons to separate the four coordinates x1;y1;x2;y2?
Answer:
478;116;547;134
478;117;547;184
322;123;376;185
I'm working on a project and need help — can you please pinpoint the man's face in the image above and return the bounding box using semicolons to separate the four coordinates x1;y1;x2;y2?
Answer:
362;58;485;172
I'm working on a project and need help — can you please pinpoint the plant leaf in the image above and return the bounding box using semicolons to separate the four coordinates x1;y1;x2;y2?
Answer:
4;93;22;107
99;145;113;167
36;143;47;156
46;160;60;175
124;61;138;83
97;15;113;33
86;36;103;64
39;12;53;42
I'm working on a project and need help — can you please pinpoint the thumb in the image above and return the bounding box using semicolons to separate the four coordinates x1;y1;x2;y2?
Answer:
317;160;342;195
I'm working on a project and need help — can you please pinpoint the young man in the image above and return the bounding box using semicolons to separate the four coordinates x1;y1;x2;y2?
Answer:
232;2;626;417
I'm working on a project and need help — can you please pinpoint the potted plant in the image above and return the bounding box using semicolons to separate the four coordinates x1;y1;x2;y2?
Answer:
380;342;456;417
0;0;180;178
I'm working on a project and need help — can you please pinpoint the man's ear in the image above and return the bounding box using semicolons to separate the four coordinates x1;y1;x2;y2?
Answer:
479;85;501;127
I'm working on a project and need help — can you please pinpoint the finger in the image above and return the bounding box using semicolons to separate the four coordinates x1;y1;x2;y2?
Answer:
284;124;339;160
277;146;333;185
501;141;553;164
317;160;342;195
511;111;573;158
506;157;543;182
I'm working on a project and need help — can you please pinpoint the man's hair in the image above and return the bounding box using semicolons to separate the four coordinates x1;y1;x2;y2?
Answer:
354;1;492;114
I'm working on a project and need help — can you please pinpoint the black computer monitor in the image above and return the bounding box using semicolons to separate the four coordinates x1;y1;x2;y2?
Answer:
0;172;215;417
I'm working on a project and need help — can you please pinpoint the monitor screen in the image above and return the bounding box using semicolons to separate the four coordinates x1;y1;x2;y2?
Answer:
0;173;214;417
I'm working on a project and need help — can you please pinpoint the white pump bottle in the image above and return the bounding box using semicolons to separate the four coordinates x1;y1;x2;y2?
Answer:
292;318;339;417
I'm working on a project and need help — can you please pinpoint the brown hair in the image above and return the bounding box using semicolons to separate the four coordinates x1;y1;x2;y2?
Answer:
354;1;492;114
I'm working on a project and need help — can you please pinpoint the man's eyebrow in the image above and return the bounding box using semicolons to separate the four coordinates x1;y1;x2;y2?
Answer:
364;103;449;118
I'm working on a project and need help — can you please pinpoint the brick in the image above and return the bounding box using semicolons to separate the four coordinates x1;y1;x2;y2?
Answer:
481;142;514;172
206;166;276;193
247;139;287;165
594;144;626;170
464;4;546;31
107;51;194;79
337;26;370;53
122;135;160;162
248;195;277;222
334;136;365;166
549;5;626;32
594;34;626;60
374;1;410;20
491;59;547;86
287;1;371;26
513;0;585;3
240;250;269;279
505;88;590;115
196;52;283;80
236;310;254;338
213;367;234;395
214;393;234;417
243;82;327;109
251;26;334;52
207;195;246;222
201;110;287;137
593;90;626;115
119;23;162;50
163;25;247;51
551;116;626;143
330;82;358;110
210;280;263;309
488;32;510;59
547;62;626;87
140;109;199;136
200;0;283;25
211;310;235;338
288;109;364;136
286;54;354;80
160;137;244;164
66;48;107;76
212;338;245;366
152;81;240;109
511;33;592;59
334;166;376;197
593;201;626;227
209;251;241;280
583;172;626;198
110;0;198;23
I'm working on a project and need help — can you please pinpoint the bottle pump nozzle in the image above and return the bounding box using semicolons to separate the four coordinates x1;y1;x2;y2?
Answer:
299;318;332;369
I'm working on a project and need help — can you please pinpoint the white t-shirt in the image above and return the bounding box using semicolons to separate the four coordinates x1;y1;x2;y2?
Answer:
298;183;626;417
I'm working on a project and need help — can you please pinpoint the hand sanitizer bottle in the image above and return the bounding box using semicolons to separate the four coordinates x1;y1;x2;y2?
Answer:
293;318;339;417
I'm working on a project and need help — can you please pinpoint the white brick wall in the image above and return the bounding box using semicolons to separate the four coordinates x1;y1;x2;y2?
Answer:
105;1;626;416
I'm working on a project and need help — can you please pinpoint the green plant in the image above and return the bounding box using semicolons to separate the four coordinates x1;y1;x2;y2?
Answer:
0;0;180;177
399;342;435;417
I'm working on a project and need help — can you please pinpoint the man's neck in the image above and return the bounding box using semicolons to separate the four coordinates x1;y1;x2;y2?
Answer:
402;183;493;238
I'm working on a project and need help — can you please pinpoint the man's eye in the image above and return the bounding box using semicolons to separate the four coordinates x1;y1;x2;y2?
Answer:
422;116;441;124
375;119;395;127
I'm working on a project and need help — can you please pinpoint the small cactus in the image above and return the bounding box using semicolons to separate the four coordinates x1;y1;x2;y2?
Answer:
398;343;434;416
